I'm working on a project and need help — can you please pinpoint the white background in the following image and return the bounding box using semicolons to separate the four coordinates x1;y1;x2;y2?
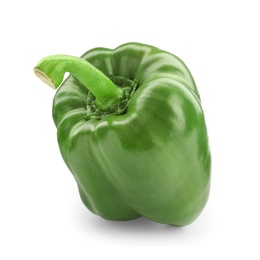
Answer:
1;0;260;259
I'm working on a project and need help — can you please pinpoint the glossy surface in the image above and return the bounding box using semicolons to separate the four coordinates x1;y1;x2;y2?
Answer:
52;43;211;226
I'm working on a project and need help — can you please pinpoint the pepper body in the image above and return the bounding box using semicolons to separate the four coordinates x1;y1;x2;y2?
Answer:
36;43;211;226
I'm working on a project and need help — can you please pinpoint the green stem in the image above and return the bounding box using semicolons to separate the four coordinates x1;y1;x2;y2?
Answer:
34;55;124;111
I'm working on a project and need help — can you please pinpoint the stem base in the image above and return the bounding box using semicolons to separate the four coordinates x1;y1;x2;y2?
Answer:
85;76;138;120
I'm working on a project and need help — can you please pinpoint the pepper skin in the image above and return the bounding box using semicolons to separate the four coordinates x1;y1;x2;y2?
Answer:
34;42;211;226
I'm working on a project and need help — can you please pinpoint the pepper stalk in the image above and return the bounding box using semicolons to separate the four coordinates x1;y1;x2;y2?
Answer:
34;55;124;111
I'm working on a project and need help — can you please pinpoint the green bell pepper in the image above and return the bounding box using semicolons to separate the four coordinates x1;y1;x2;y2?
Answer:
34;42;211;226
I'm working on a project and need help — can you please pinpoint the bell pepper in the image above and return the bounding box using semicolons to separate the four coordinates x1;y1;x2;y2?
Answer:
34;42;211;226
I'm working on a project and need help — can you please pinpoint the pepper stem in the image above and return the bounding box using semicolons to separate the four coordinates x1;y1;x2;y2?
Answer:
33;54;124;111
